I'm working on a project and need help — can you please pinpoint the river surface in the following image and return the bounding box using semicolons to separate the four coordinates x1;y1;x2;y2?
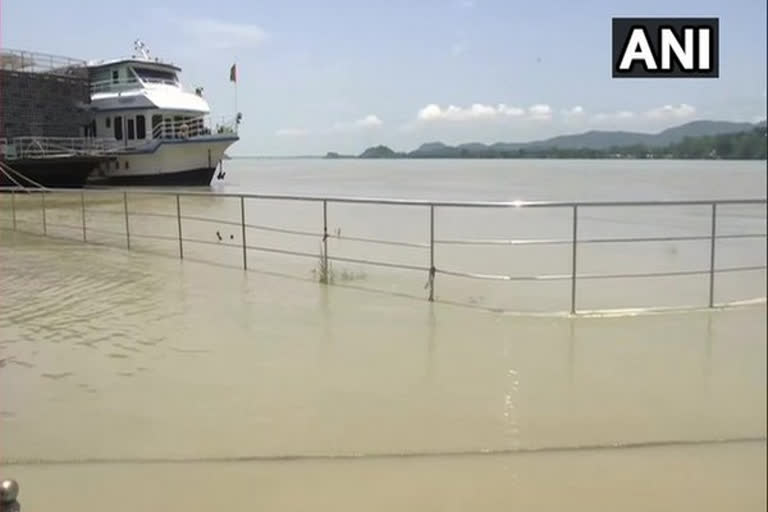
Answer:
1;159;766;511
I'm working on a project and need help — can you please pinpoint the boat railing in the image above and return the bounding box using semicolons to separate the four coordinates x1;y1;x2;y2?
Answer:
217;115;240;134
151;115;237;140
89;77;142;94
0;137;119;160
1;189;765;315
0;49;88;77
90;76;188;94
139;77;179;87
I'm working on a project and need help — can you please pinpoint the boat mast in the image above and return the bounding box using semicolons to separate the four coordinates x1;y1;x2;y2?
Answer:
133;39;151;60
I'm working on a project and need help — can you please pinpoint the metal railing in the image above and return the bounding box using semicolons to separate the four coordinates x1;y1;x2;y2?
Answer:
1;188;765;314
89;76;182;94
93;115;238;153
152;115;209;140
151;115;238;140
89;77;204;96
89;77;141;94
140;76;179;86
0;116;240;159
0;137;119;160
0;49;87;77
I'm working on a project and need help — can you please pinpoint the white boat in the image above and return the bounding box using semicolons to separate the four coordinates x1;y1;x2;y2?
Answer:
85;41;239;185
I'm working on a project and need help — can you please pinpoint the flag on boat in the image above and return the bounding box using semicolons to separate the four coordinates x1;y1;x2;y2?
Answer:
229;63;237;83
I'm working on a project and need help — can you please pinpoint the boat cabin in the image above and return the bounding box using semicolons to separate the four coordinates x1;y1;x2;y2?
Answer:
85;57;213;145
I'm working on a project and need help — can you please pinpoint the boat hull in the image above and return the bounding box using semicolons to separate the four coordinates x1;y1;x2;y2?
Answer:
90;166;217;186
0;156;106;188
88;136;237;187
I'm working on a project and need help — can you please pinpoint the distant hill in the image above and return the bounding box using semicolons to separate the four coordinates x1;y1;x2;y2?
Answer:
523;131;653;150
358;145;405;158
354;120;765;158
652;120;759;145
518;121;757;150
325;151;355;159
409;142;463;158
355;122;767;160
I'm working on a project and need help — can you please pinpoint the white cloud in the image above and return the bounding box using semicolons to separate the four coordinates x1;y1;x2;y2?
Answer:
417;103;525;122
354;114;383;127
592;111;635;122
276;128;309;137
562;105;585;116
528;104;553;120
561;106;586;123
499;105;525;116
181;17;267;49
644;103;696;120
332;114;383;132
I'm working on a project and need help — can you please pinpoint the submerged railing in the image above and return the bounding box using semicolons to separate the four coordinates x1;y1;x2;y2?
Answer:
1;188;765;314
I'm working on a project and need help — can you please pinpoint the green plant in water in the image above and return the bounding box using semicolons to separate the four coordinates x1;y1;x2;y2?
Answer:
317;242;334;284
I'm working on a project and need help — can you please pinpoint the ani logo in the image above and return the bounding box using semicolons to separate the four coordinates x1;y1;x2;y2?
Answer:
612;18;719;78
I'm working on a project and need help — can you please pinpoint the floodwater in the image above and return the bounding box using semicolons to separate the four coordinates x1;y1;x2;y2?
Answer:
0;159;766;511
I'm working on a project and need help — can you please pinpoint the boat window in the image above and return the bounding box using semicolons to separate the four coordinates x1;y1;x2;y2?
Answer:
106;117;111;129
112;69;119;84
152;115;163;138
91;69;110;84
136;115;146;139
133;67;178;85
127;118;136;140
114;116;123;140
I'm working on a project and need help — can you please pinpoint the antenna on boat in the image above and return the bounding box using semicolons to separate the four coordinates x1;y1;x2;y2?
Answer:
133;39;151;60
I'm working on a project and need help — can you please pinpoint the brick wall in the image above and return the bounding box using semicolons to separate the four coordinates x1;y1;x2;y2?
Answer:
0;70;91;138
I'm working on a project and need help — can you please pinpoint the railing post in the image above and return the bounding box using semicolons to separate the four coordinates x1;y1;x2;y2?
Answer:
708;203;717;308
41;191;47;235
176;194;184;259
428;205;435;302
80;190;87;242
240;196;247;270
10;189;16;230
570;205;578;315
322;200;329;275
123;191;131;249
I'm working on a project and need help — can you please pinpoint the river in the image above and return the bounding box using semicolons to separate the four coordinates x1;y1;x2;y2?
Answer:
0;159;765;511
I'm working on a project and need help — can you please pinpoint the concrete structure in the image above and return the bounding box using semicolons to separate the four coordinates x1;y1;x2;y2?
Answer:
0;50;92;139
0;50;107;187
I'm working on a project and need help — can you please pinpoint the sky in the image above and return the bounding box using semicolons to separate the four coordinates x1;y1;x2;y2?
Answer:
2;0;766;155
